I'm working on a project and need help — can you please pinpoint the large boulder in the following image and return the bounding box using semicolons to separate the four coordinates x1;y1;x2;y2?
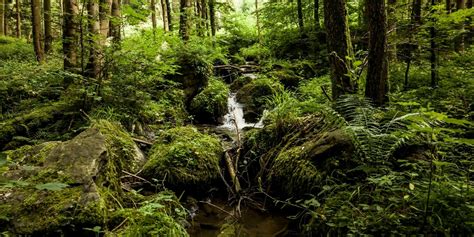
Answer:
0;120;145;235
190;78;229;124
142;126;223;192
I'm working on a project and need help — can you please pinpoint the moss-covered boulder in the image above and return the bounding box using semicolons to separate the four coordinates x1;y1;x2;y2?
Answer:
268;69;304;90
0;120;145;235
190;78;230;124
229;75;254;91
236;77;283;122
142;126;223;191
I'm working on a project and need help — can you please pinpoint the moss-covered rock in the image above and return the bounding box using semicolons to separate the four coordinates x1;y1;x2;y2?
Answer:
190;78;230;124
236;77;283;122
268;69;304;90
142;126;223;191
0;120;146;235
230;75;254;91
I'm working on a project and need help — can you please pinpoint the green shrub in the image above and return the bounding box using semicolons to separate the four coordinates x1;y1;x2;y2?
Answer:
0;37;35;61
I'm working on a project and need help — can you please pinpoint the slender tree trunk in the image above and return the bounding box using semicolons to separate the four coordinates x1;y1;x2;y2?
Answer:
63;0;79;71
179;0;191;40
161;0;169;31
297;0;304;34
209;0;215;36
454;0;465;52
15;0;20;38
99;0;112;41
446;0;452;12
0;0;4;36
201;0;208;35
87;0;101;79
404;0;422;89
111;0;121;43
388;0;397;61
256;0;262;43
413;0;422;24
323;0;356;100
467;0;472;46
44;0;53;54
151;0;157;32
365;0;389;106
4;0;9;36
31;0;45;62
430;0;438;87
314;0;319;30
166;0;172;31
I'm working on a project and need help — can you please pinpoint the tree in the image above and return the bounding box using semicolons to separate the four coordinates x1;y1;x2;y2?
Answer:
87;0;101;79
403;0;423;89
151;0;157;32
111;0;121;43
429;0;438;87
0;0;4;36
387;0;397;61
323;0;356;100
209;0;215;35
165;0;172;31
179;0;191;40
365;0;389;106
161;0;169;31
314;0;319;30
31;0;45;62
100;0;112;40
15;0;20;38
297;0;304;34
454;0;465;52
63;0;79;71
44;0;53;54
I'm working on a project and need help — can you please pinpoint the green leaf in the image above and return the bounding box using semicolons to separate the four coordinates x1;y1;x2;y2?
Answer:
35;182;69;191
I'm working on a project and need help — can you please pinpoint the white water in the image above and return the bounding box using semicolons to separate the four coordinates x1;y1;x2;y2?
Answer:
219;93;264;131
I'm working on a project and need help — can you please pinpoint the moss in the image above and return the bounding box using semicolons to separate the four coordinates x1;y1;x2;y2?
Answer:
190;78;230;124
230;75;253;91
4;141;61;166
236;77;283;122
268;69;304;89
142;126;223;190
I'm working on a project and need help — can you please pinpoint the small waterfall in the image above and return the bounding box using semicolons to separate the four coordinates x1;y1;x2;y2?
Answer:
219;93;264;131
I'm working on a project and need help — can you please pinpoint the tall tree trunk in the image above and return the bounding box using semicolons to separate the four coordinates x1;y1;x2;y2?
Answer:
387;0;397;61
31;0;45;62
413;0;422;24
201;0;208;35
87;0;101;79
99;0;112;41
166;0;172;31
467;0;472;46
151;0;157;32
179;0;191;40
4;0;8;36
111;0;121;43
404;0;422;89
44;0;53;54
209;0;215;36
365;0;389;106
454;0;465;52
430;0;438;87
314;0;319;30
0;0;4;36
297;0;304;34
63;0;79;71
15;0;20;38
323;0;356;100
161;0;169;31
446;0;452;12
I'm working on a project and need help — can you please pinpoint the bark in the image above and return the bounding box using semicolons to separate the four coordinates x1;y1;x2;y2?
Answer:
151;0;157;31
314;0;319;30
297;0;304;34
99;0;112;40
430;0;438;87
179;0;191;40
111;0;121;43
454;0;465;52
467;0;472;46
413;0;422;25
161;0;169;31
0;0;4;35
387;0;397;61
165;0;172;31
15;0;20;38
365;0;389;106
323;0;356;100
201;0;208;35
87;0;101;79
209;0;215;35
4;0;8;36
404;0;422;89
63;0;79;71
31;0;45;62
44;0;53;54
446;0;452;12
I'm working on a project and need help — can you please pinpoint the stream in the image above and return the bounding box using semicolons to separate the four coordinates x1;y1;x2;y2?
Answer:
188;72;291;237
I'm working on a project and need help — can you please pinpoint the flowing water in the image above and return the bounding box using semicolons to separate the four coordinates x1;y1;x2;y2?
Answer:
218;93;264;132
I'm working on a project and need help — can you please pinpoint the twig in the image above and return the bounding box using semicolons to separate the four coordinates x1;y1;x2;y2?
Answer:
111;217;128;232
225;151;242;194
132;137;153;145
198;200;239;219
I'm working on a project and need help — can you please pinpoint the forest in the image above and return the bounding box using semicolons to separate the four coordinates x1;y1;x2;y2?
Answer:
0;0;473;235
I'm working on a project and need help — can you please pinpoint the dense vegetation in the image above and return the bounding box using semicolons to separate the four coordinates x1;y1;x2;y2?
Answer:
0;0;473;235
